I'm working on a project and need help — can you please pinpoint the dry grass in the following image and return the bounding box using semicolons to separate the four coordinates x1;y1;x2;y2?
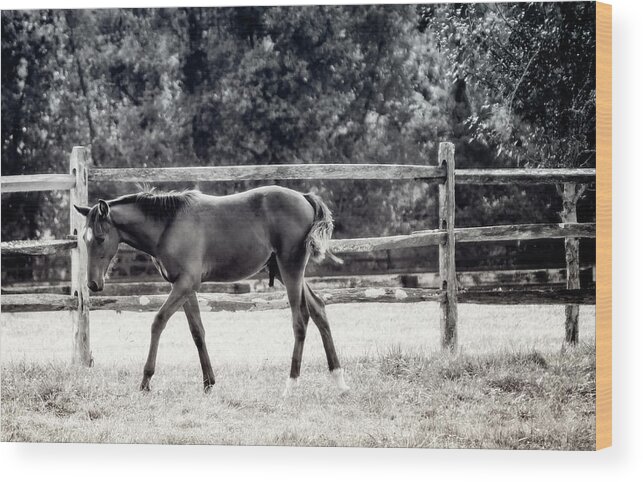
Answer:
1;303;595;449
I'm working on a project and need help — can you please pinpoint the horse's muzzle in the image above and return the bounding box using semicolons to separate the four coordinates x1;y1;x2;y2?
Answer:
87;281;102;292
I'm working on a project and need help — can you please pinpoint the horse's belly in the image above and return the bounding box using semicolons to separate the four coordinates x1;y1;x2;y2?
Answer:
203;265;263;283
201;247;271;283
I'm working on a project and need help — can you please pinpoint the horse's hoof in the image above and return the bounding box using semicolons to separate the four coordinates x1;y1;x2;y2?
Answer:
331;368;349;394
140;382;151;392
339;386;351;397
282;377;299;397
203;383;215;394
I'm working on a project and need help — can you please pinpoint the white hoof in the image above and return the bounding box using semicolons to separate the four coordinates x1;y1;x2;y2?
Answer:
282;377;299;397
331;368;350;393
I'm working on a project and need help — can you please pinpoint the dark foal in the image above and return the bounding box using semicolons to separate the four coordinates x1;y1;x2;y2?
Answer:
74;186;349;396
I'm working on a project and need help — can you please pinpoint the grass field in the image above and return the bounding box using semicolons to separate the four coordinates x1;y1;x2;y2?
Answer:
1;302;596;449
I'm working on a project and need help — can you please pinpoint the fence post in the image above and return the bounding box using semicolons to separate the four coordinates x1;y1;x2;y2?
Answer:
70;146;92;366
560;182;586;345
438;142;458;350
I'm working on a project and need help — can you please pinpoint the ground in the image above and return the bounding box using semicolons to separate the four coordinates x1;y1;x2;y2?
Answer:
1;302;595;449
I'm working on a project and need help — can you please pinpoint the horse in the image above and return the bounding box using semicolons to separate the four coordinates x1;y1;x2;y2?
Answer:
74;186;349;396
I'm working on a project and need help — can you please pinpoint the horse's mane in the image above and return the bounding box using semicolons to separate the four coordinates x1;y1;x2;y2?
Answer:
110;188;200;220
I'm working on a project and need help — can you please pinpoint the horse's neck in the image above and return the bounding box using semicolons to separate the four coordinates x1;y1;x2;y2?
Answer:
111;204;165;257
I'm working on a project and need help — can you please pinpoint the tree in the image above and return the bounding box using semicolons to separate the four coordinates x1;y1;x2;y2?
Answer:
2;5;596;283
419;2;596;169
419;3;596;340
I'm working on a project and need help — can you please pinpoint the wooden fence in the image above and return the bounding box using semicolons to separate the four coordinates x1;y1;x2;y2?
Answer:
1;143;596;363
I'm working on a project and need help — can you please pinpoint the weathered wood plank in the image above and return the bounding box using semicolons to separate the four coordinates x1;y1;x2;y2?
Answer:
0;287;595;312
0;266;596;297
90;164;446;182
455;222;595;242
0;174;76;193
98;281;250;296
87;288;444;312
89;165;595;184
330;231;444;252
455;168;595;184
438;142;458;350
1;283;71;295
413;222;596;243
0;294;78;312
458;289;595;305
0;281;249;296
0;223;593;258
331;222;595;254
1;266;595;296
0;239;77;255
300;268;594;291
70;146;92;366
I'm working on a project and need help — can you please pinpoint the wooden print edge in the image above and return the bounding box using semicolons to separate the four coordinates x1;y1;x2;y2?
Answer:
595;1;612;450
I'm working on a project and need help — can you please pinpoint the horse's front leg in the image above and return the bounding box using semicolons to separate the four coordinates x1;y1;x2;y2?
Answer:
183;292;216;392
140;277;195;391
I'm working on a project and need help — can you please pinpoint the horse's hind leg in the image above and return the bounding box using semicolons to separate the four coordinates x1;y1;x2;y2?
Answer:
276;255;309;397
183;292;215;392
304;282;349;393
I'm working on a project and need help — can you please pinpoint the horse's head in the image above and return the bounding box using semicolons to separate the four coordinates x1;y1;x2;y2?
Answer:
74;200;120;292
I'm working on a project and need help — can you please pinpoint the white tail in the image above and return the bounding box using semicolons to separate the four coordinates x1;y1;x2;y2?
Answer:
303;193;343;264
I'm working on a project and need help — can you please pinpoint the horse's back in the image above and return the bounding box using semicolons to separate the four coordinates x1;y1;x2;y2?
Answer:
193;186;314;236
160;186;315;282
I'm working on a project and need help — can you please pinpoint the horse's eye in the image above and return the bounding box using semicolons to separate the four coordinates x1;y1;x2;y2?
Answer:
96;236;106;245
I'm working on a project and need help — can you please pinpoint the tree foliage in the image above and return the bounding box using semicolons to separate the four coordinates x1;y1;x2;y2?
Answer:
1;4;596;279
419;2;596;168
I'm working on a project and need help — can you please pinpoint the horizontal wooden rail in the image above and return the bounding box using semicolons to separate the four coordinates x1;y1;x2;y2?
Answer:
331;231;443;253
1;294;78;312
459;289;595;305
455;168;595;184
455;222;596;242
88;288;446;312
414;222;596;244
1;223;594;258
332;222;595;253
1;174;76;193
1;239;77;255
0;281;252;296
113;235;443;254
1;267;595;296
88;165;595;184
0;287;595;313
90;164;446;182
0;288;443;313
0;167;596;193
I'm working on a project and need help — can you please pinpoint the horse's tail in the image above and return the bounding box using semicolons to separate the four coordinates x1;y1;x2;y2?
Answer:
303;193;344;265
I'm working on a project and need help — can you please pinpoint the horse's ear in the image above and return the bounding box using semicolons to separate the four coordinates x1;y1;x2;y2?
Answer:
98;200;110;217
74;205;90;217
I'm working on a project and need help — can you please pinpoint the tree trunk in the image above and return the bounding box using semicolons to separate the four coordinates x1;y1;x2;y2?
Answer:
65;12;95;152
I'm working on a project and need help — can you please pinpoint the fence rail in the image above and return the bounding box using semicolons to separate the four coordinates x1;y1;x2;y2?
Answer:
0;144;597;363
0;287;595;314
0;239;77;255
89;164;446;182
1;266;596;296
455;168;596;184
331;222;596;253
1;174;76;193
0;167;597;187
1;222;595;256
